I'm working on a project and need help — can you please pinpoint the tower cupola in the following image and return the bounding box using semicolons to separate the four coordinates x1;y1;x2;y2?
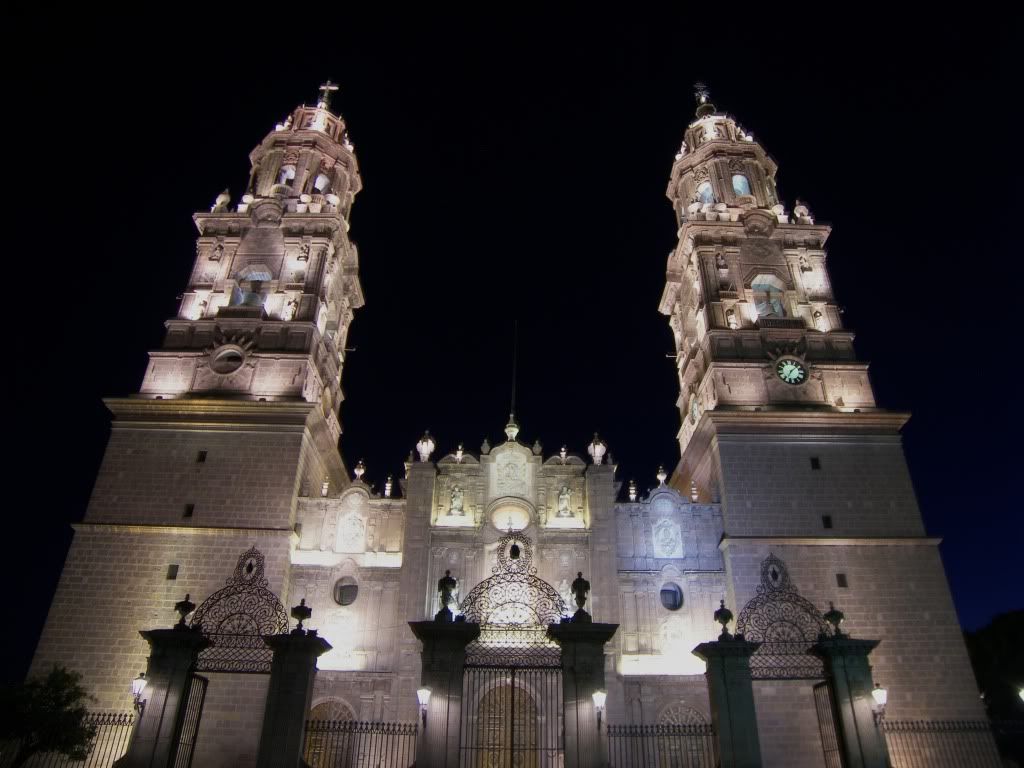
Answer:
667;86;779;223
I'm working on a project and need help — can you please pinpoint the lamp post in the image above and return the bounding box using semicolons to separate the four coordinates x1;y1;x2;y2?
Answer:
417;687;432;730
130;673;147;715
592;690;607;731
871;683;888;724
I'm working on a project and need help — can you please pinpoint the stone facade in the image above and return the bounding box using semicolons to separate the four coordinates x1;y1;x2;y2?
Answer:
29;88;987;767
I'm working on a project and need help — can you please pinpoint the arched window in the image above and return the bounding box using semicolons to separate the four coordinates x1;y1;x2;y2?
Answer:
277;164;296;185
732;174;751;196
313;173;332;194
696;181;715;205
751;274;786;319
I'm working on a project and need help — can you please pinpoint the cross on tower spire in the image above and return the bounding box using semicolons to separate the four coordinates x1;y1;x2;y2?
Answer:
317;80;340;109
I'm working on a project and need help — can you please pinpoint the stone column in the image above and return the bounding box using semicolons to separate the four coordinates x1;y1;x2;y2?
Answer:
547;618;618;768
811;636;889;768
113;626;209;768
409;620;481;768
254;629;332;768
692;637;763;768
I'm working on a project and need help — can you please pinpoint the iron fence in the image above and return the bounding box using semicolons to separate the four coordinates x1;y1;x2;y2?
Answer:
882;720;1003;768
607;723;716;768
0;712;134;768
302;720;418;768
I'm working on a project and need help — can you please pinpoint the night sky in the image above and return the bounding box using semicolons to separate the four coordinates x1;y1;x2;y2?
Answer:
6;14;1021;682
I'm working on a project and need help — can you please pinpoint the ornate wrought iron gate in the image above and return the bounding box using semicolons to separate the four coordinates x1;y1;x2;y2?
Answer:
456;532;569;767
171;674;208;768
459;654;563;768
813;680;844;768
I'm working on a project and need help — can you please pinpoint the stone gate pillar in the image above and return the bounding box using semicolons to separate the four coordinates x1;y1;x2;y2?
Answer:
254;611;332;768
692;602;763;768
114;622;209;768
692;637;763;768
409;618;481;768
547;615;618;768
811;634;889;768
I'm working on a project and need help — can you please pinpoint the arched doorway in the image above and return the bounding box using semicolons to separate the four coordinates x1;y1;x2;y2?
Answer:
474;683;540;768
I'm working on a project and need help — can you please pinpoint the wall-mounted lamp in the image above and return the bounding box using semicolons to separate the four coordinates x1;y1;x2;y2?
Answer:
1019;687;1023;703
131;673;147;715
592;689;607;730
871;683;888;724
417;686;432;729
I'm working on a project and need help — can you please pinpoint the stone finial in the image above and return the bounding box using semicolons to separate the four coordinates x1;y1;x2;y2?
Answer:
532;440;543;456
384;475;394;499
404;452;414;478
291;598;312;634
559;446;568;463
480;438;491;455
455;443;464;463
505;415;520;442
211;189;231;212
587;434;607;465
436;570;457;622
823;602;845;637
353;459;366;480
571;572;591;612
690;480;699;502
714;599;734;641
416;431;436;462
320;476;330;497
174;594;196;628
628;479;638;502
656;465;668;486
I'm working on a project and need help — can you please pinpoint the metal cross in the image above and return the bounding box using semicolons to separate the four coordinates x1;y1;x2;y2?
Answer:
317;80;339;108
694;82;710;104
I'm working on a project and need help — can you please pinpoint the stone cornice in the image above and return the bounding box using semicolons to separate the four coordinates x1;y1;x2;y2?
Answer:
719;535;941;550
73;522;294;537
701;408;911;436
104;397;317;430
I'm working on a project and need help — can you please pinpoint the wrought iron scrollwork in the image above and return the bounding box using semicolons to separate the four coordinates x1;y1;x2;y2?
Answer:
458;530;569;628
736;553;829;680
191;546;288;673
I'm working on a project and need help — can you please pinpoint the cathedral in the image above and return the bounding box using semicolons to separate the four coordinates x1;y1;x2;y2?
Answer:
28;85;999;768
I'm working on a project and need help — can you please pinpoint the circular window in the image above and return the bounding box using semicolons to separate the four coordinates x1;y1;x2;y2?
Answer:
660;583;683;611
210;345;245;374
333;577;358;606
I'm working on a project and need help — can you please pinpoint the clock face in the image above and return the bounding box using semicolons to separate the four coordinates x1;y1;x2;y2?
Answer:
776;358;807;385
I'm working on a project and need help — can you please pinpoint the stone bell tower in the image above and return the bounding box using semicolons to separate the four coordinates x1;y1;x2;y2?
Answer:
141;80;364;449
30;85;365;715
658;87;985;766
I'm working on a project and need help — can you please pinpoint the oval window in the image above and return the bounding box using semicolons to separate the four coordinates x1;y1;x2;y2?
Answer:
660;583;683;611
333;576;359;606
210;346;245;374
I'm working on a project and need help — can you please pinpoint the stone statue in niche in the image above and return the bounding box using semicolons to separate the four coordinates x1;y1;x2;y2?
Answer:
716;252;727;270
799;255;812;272
209;243;224;262
557;486;573;517
449;485;465;516
726;308;739;329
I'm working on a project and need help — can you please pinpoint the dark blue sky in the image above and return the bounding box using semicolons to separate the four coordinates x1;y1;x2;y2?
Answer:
5;12;1020;682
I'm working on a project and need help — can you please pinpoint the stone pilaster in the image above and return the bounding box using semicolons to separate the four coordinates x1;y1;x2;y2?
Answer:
409;620;480;768
692;637;763;768
114;627;209;768
547;618;618;768
255;629;332;768
811;636;889;768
